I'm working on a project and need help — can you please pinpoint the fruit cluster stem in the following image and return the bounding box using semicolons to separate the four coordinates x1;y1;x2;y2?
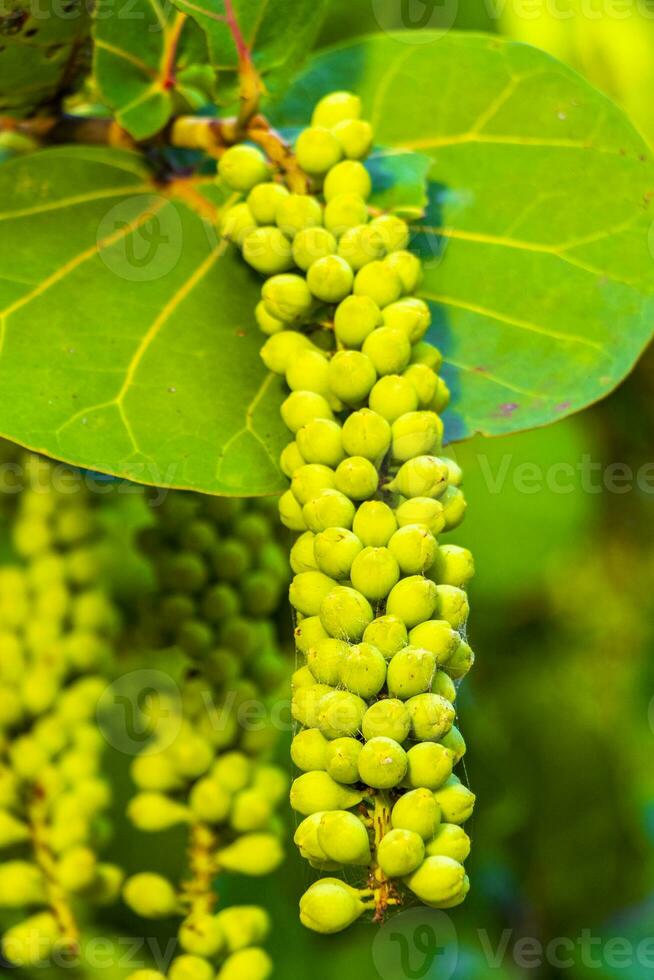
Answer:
182;822;219;917
27;793;80;954
369;791;399;921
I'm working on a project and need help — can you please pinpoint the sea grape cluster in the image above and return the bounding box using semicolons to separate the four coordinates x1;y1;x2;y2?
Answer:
0;455;122;966
127;493;292;978
217;91;475;933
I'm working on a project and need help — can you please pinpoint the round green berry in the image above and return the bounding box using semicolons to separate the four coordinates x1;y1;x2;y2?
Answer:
338;223;386;271
220;202;257;244
363;615;408;658
216;833;284;876
260;330;313;374
307;255;354;303
276;194;323;235
340;642;387;698
440;725;466;763
405;742;454;791
362;326;411;376
369;375;419;422
432;376;451;413
350;546;400;601
358;736;407;789
352;500;397;547
387;646;437;699
299;877;366;934
247;182;290;223
328;351;376;405
403;363;438;406
409;619;459;665
369;214;410;252
334;455;378;500
262;274;314;324
342;408;391;462
294;615;328;654
404;855;469;907
243;226;293;275
392;411;443;462
281;390;333;433
189;778;232;823
431;670;456;703
389;455;449;499
361;698;411;742
296;418;345;467
432;775;475;825
307;637;349;685
392;787;441;840
278;490;306;531
383;250;422;293
296;126;343;175
411;341;443;371
334;294;382;347
255;300;284;335
320;586;373;640
290;530;318;574
388;525;437;575
378;828;425;878
406;693;455;741
289;570;337;616
216;948;272;980
293;227;337;271
169;956;214;980
123;873;179;919
317;689;367;739
426;823;471;862
312;91;362;127
215;904;270;953
219;145;268;192
395;496;445;535
386;575;437;628
324;737;363;783
324;193;369;234
383;298;431;343
313;527;363;578
444;640;475;680
291;463;336;505
303;488;356;532
440;485;467;530
318;810;371;865
291;728;329;771
432;544;474;588
354;262;402;308
324;160;371;202
435;584;469;630
332;118;374;159
290;771;363;815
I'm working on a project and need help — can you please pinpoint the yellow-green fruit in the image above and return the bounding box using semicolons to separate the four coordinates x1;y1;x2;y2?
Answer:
350;547;400;602
281;390;333;433
386;575;438;628
404;855;469;907
334;294;382;347
444;640;475;680
435;584;470;630
378;828;425;878
358;737;407;789
219;145;268;192
178;914;225;957
312;91;362;128
352;501;398;547
189;777;232;823
216;946;273;980
440;726;467;763
432;544;475;588
384;250;422;293
391;411;443;462
243;226;293;275
432;670;456;703
324;737;362;783
405;742;454;791
300;878;367;934
383;298;431;343
263;274;314;325
0;810;30;847
327;351;376;405
231;788;274;832
338;224;386;271
334;455;378;500
169;956;214;980
220;203;257;245
318;810;371;865
123;873;179;919
290;531;318;574
0;861;45;906
279;490;306;530
389;525;438;575
289;571;338;616
294;812;330;863
292;684;332;728
342;409;391;462
290;771;363;815
395;497;445;536
406;693;456;741
217;833;284;875
369;214;410;252
324;193;369;234
440;485;467;530
292;463;336;506
387;646;437;699
363;615;408;658
389;455;449;499
294;615;328;654
333;118;374;159
297;418;345;467
291;728;330;771
319;585;373;640
128;792;191;831
215;905;270;952
369;375;419;422
260;330;313;374
340;642;387;698
433;376;451;413
426;823;471;862
324;160;372;201
56;845;97;892
303;489;356;533
316;689;367;739
307;254;354;303
403;363;438;407
392;787;441;840
411;341;443;371
296;126;343;175
362;326;411;376
361;698;411;742
354;263;403;309
2;912;62;967
212;752;252;793
313;527;363;579
293;227;338;271
276;194;323;235
433;776;476;824
247;182;290;223
307;637;349;686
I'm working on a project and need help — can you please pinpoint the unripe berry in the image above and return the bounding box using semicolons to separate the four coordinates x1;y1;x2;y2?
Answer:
352;500;397;547
440;485;467;530
318;811;371;865
316;689;367;739
212;751;252;792
313;527;362;578
291;728;329;771
327;351;376;405
2;912;62;967
392;787;441;840
324;160;371;201
409;619;459;664
403;363;438;406
215;905;270;952
333;118;374;159
435;584;469;630
386;575;437;628
189;777;232;823
324;193;369;234
340;642;387;698
231;787;273;832
338;223;386;271
388;525;437;575
299;877;367;934
128;792;191;832
395;496;445;535
320;585;373;640
358;736;407;789
307;255;354;303
383;250;422;293
363;615;408;658
440;725;466;762
220;203;257;245
260;330;313;374
369;375;419;422
247;182;289;223
290;771;363;815
432;376;451;412
368;214;410;252
290;531;317;574
296;418;345;467
293;227;337;271
303;489;356;533
334;455;378;500
292;683;333;728
361;698;411;742
444;640;475;680
123;873;179;918
294;615;328;654
426;823;471;862
432;544;475;587
243;226;293;275
324;737;362;783
389;455;449;499
169;956;214;980
378;828;425;878
387;646;437;699
354;262;403;309
296;126;343;175
404;855;469;907
350;547;400;602
281;391;333;433
217;948;272;980
56;846;97;892
362;326;412;377
291;463;336;505
406;693;455;741
263;274;314;324
405;742;454;791
219;145;269;191
276;194;323;235
178;913;225;956
217;833;283;875
312;91;362;127
0;861;45;906
383;298;431;343
334;294;382;347
294;812;329;862
391;411;443;462
342;409;391;462
431;669;456;703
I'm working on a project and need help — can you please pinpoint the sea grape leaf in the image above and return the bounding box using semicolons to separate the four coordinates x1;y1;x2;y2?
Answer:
93;0;214;140
274;32;654;441
0;147;286;495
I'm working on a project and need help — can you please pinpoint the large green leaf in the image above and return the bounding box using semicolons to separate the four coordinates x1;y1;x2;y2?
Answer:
93;0;214;139
0;147;286;495
275;33;654;439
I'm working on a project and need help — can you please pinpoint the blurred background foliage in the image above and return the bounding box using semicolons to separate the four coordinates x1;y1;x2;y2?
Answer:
3;2;654;977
